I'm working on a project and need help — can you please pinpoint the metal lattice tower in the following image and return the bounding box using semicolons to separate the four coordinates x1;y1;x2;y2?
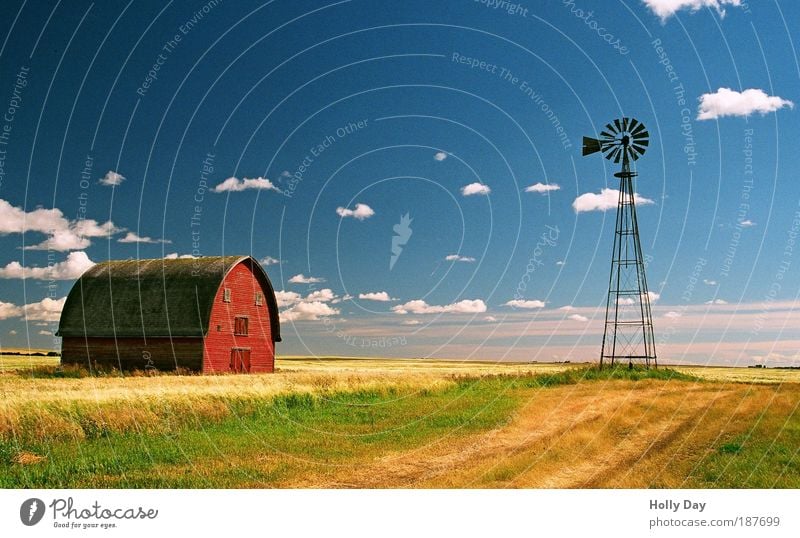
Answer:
583;118;657;368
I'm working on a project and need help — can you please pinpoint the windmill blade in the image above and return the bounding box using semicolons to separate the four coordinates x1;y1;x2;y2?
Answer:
631;122;646;136
631;144;647;155
622;117;630;132
605;122;619;134
635;136;650;147
600;131;616;141
628;118;640;134
629;148;641;161
613;118;623;132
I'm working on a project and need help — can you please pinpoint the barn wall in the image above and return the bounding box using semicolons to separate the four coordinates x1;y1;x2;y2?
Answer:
204;261;275;373
61;337;204;371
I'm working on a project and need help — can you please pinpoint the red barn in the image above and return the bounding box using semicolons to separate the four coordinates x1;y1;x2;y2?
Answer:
56;256;281;373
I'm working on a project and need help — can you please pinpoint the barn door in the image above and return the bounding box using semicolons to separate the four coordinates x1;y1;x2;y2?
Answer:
230;348;251;373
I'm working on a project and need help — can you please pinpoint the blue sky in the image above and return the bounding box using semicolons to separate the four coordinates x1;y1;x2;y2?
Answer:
0;0;798;365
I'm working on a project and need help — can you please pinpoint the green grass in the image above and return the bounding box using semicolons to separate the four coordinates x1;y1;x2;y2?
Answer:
687;413;800;488
0;378;520;487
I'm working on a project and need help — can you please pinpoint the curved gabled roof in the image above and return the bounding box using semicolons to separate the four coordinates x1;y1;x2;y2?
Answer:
57;256;281;341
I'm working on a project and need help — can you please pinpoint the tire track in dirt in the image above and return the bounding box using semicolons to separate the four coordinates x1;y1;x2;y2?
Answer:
296;381;731;488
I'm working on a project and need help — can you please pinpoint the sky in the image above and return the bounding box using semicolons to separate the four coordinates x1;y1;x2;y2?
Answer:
0;0;798;366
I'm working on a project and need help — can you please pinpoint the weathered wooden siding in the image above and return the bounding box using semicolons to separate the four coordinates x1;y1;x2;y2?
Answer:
61;336;204;371
203;262;274;373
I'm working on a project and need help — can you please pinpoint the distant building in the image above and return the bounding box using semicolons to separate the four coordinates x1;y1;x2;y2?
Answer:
57;256;280;373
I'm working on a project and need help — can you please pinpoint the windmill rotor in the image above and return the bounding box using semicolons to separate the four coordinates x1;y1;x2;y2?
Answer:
582;117;649;163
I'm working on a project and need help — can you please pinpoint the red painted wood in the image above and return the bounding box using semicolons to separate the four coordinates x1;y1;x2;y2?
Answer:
203;261;275;373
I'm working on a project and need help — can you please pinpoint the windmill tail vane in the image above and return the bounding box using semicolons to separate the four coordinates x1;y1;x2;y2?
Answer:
583;117;657;368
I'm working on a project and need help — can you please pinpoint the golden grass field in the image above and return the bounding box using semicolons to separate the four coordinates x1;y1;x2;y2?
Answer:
1;355;799;488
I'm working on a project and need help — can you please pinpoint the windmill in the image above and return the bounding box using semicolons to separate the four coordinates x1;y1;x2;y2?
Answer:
583;117;657;368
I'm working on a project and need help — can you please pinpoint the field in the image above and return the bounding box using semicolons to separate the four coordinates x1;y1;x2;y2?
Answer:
1;356;799;488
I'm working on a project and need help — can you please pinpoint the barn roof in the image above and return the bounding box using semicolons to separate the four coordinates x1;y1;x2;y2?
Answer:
56;256;281;341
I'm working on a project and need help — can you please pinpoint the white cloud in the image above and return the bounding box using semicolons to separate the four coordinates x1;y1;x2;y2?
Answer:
697;88;794;120
8;329;17;335
484;316;498;322
740;219;756;227
568;314;589;322
505;299;546;309
617;291;659;306
275;290;302;308
0;251;95;280
556;261;565;266
434;152;448;161
0;301;22;320
642;0;743;21
260;256;281;266
276;288;337;308
445;254;476;263
99;170;125;186
558;305;575;311
212;176;281;193
281;301;340;321
706;299;728;305
664;311;682;318
336;203;374;220
647;291;661;303
305;289;336;302
703;279;718;286
461;182;491;196
23;297;67;322
402;319;421;325
0;198;119;251
525;182;560;194
358;291;396;302
392;299;487;315
572;188;655;213
164;253;196;259
38;329;51;336
118;232;170;244
288;274;325;284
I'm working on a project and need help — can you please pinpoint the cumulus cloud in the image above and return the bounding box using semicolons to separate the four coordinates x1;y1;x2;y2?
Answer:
703;279;718;286
212;176;281;193
664;311;682;318
0;198;119;251
164;253;196;259
358;291;396;302
706;299;728;305
445;254;476;263
336;203;374;220
697;88;794;120
260;256;281;266
505;299;546;309
434;152;448;161
617;291;659;306
0;301;22;320
305;289;336;302
740;219;756;227
288;274;325;284
525;182;561;194
0;251;95;280
392;299;487;315
461;182;491;196
642;0;743;21
556;261;565;266
99;170;125;186
281;301;340;321
568;314;589;322
572;188;654;213
118;232;171;244
23;297;67;322
401;319;421;325
276;288;337;309
484;316;498;322
558;305;575;311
